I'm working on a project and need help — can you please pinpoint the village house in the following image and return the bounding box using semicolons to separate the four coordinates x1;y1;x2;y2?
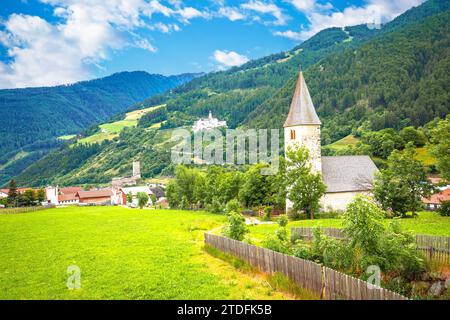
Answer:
422;188;450;211
0;190;8;198
45;186;117;206
284;70;378;212
119;186;154;207
192;111;227;132
77;189;115;205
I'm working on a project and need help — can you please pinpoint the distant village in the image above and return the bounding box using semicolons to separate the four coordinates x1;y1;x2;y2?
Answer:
0;161;167;209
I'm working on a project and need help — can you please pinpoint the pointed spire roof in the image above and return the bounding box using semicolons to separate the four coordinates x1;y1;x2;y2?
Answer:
284;71;321;127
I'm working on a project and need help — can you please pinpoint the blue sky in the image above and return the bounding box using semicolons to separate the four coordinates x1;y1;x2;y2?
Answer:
0;0;424;89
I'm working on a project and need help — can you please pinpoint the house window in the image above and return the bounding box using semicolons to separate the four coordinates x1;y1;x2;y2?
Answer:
290;130;296;140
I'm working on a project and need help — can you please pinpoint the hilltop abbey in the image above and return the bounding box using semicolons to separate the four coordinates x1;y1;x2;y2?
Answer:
284;71;378;212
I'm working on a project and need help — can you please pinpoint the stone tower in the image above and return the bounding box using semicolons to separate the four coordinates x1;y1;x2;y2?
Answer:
284;71;322;211
132;161;141;179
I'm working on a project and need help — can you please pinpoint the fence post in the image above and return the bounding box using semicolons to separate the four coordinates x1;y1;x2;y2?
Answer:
320;265;325;300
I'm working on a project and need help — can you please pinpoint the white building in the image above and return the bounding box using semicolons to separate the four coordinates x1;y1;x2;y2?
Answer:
120;186;154;207
192;111;227;132
284;70;378;212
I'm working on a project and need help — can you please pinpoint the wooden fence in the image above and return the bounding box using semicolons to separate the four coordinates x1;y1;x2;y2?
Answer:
291;227;345;241
0;206;53;214
204;233;408;300
292;227;450;264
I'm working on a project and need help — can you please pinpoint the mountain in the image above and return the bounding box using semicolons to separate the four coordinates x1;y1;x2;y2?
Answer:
13;0;450;187
0;71;199;184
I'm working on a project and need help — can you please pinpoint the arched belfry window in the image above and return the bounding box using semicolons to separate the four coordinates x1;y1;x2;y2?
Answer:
290;130;296;140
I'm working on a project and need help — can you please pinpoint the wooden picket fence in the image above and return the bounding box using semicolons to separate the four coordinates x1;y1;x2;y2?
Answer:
0;206;53;214
204;233;408;300
292;227;450;264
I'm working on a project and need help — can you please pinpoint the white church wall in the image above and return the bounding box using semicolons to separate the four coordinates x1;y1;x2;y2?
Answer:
321;191;372;212
284;125;321;173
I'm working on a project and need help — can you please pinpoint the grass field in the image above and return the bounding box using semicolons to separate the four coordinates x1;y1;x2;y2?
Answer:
0;207;302;300
77;105;164;144
248;211;450;242
326;134;360;151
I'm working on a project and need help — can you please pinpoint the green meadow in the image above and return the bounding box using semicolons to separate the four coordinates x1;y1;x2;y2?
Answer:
77;105;164;144
0;207;299;300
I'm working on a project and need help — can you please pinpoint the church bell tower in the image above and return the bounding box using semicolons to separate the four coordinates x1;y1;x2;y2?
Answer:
284;70;322;173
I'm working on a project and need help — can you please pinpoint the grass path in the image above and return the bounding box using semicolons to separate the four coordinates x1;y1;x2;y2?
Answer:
0;207;298;300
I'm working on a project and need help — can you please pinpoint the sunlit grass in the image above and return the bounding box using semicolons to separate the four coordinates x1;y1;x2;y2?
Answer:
0;206;293;300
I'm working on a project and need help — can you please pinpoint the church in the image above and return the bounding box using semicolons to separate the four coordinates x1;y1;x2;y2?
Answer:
284;71;378;212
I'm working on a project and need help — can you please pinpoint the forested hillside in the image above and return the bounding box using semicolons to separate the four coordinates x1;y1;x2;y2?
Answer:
0;71;198;185
13;0;450;187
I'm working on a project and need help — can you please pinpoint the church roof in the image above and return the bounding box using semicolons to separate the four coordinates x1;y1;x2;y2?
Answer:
284;71;321;127
322;156;378;193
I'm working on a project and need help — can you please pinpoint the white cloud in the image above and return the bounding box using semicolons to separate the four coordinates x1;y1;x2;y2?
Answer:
285;0;317;13
135;38;157;52
0;0;210;88
275;0;425;41
176;7;210;23
218;7;246;21
273;29;303;41
213;50;249;67
241;1;288;26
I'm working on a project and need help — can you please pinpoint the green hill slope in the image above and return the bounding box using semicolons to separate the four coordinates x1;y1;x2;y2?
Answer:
0;72;198;185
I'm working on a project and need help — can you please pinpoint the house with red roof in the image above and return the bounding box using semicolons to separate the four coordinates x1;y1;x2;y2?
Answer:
422;188;450;211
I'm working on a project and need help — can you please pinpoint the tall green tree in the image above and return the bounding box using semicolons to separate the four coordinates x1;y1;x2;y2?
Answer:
7;179;18;206
285;146;326;219
374;142;433;216
428;115;450;181
137;192;149;209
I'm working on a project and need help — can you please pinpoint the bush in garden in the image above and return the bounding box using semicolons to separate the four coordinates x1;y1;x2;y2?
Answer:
277;215;289;227
206;197;224;214
287;209;304;221
263;235;291;254
378;221;425;279
292;241;314;261
310;228;356;271
343;195;385;255
222;211;248;241
225;199;240;214
262;206;272;221
263;214;290;254
438;201;450;216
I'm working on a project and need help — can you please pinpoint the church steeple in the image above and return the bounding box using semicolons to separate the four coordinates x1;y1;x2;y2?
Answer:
284;71;321;127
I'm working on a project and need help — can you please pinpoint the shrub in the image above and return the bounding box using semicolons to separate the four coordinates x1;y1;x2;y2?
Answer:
277;215;289;227
222;211;248;241
343;195;384;254
263;235;291;254
292;241;314;260
438;201;450;216
137;192;149;209
287;209;303;221
225;199;240;214
262;206;272;221
263;214;290;254
206;197;224;214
